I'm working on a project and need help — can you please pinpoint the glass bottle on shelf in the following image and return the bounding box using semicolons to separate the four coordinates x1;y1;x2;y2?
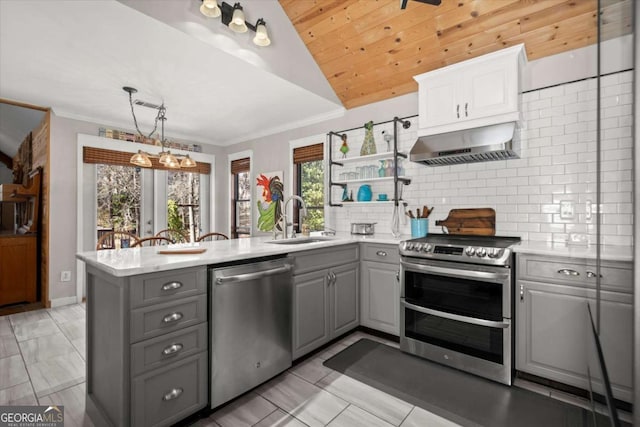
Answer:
378;160;386;177
385;159;394;177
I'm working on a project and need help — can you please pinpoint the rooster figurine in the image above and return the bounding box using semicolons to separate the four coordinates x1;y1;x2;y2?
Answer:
339;134;349;158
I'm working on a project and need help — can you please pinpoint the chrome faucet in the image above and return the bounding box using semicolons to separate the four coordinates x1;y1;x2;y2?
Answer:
274;195;308;239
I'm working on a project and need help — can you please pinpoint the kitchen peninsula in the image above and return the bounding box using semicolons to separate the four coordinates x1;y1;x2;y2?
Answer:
77;235;393;426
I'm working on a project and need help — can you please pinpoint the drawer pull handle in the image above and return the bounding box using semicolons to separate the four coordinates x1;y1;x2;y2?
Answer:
162;281;183;291
557;269;579;276
586;271;602;278
162;388;183;401
456;104;460;119
376;251;387;257
162;312;183;323
162;343;183;356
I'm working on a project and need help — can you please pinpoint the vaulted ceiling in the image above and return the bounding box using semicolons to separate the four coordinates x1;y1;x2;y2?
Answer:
280;0;633;109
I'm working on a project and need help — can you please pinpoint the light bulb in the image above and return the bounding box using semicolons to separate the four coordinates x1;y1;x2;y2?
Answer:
180;155;197;168
200;0;221;18
253;21;270;47
130;151;152;168
229;6;247;33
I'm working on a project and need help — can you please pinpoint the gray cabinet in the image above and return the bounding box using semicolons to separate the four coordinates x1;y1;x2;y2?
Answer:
85;265;208;427
516;254;632;403
360;243;400;336
292;244;359;359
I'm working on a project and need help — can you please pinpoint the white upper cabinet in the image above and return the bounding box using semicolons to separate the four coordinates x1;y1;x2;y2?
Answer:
414;44;527;136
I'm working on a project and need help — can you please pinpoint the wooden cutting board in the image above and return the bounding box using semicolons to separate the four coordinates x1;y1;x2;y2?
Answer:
435;208;496;236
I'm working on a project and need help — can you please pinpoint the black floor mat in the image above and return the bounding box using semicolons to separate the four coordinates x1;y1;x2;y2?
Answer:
323;338;614;427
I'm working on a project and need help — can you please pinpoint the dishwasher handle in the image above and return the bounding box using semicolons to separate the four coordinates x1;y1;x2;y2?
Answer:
215;264;292;285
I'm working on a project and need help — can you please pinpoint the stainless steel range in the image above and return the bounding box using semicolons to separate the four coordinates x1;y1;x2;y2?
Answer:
399;234;520;385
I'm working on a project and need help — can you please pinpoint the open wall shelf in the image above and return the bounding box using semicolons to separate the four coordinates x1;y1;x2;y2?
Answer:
328;116;413;207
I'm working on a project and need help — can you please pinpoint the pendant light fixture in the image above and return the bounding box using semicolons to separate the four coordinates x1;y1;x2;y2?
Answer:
199;1;271;47
123;87;197;169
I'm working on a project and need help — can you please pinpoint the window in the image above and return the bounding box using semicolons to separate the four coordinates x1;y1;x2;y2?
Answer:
293;143;324;232
231;157;251;238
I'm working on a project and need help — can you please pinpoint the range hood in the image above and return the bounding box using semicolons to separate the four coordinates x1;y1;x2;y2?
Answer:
410;121;520;166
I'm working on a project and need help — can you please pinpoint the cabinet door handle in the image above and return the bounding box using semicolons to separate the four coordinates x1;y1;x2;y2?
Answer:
331;272;337;284
557;269;579;276
519;284;524;302
376;250;387;257
162;312;183;323
456;104;460;119
586;271;602;278
162;388;183;401
162;282;182;291
465;102;468;117
161;281;183;291
327;273;332;285
396;270;400;282
162;343;183;356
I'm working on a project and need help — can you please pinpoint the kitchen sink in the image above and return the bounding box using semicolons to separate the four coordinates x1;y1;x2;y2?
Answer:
267;237;332;245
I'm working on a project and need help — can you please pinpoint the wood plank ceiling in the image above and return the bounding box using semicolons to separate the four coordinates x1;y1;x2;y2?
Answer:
279;0;632;109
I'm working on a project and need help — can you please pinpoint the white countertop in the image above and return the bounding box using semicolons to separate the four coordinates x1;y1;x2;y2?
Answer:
77;233;634;277
513;241;633;262
76;234;405;277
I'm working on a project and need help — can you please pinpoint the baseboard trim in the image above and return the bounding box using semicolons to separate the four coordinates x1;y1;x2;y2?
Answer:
49;296;79;307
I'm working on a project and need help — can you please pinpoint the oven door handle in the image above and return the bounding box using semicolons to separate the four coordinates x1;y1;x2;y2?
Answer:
401;261;510;281
401;300;511;329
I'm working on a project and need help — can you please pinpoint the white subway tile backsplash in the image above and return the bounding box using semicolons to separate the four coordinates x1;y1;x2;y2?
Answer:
329;71;632;244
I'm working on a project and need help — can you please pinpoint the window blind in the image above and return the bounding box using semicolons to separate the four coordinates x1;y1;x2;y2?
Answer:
293;143;323;164
230;157;251;174
83;147;211;174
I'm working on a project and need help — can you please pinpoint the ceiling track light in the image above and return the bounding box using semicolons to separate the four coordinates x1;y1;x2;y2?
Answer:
123;86;197;170
199;1;271;47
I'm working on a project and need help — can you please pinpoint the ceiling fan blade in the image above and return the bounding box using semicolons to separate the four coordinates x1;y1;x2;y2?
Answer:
401;0;441;8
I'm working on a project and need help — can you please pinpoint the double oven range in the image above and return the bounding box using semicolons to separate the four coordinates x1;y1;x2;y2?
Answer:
399;234;520;385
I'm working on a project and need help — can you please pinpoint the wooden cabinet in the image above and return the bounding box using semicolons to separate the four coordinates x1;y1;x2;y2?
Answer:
414;44;525;136
0;235;37;306
360;243;400;336
516;254;632;403
292;244;359;359
85;265;208;427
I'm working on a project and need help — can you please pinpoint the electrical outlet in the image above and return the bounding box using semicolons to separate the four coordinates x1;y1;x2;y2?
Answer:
560;201;574;219
60;271;71;282
585;200;592;221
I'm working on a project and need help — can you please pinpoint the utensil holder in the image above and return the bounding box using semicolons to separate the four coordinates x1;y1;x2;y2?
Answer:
410;218;428;238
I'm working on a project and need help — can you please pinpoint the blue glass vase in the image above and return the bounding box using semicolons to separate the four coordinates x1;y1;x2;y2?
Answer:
357;184;372;202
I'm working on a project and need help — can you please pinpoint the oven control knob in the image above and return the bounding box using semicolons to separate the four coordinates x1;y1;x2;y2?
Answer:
488;248;501;258
415;243;423;251
476;248;487;257
407;243;415;251
423;244;432;252
465;247;475;256
400;242;408;251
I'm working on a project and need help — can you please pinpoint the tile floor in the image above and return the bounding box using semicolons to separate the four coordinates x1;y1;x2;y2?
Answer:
2;304;627;427
0;304;458;427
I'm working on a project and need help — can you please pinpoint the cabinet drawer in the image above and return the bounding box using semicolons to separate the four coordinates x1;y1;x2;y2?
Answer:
130;296;207;343
518;255;632;293
132;352;207;427
130;267;206;309
131;323;207;376
361;243;400;264
292;244;359;275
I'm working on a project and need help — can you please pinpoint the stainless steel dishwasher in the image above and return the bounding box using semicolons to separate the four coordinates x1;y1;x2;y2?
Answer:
209;256;293;408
